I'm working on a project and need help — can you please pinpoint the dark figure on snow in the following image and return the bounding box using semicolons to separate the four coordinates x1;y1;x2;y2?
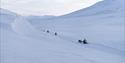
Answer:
78;40;82;43
83;39;88;44
46;30;50;33
54;32;57;36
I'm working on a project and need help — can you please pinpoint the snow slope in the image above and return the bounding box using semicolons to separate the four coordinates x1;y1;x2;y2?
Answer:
0;0;125;63
1;15;124;63
31;0;125;51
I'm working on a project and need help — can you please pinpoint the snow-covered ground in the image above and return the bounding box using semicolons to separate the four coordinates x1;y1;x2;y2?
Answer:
29;0;125;51
0;0;125;63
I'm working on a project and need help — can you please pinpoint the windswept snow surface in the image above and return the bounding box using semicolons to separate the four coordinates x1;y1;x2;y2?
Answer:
0;0;125;63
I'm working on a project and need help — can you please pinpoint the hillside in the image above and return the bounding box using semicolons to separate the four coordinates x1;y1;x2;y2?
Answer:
0;0;125;63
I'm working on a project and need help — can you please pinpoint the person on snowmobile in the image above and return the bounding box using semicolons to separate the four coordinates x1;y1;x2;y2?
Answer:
83;38;88;44
54;32;57;36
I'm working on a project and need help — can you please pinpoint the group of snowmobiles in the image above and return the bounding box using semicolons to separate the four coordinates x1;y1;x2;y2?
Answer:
45;30;88;44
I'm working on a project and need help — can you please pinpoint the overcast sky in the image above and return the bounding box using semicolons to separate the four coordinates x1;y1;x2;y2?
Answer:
1;0;102;16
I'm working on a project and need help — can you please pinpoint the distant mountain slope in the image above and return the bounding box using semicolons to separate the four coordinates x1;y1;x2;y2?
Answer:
61;0;125;17
0;8;17;16
0;8;17;24
26;15;56;20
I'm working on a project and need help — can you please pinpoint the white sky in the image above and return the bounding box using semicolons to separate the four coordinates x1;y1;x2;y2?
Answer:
1;0;102;16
